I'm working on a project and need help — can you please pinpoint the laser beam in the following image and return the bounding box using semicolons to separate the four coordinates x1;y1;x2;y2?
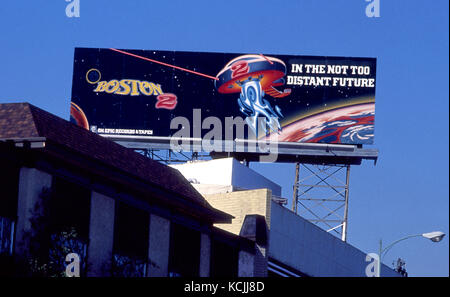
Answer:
110;48;219;81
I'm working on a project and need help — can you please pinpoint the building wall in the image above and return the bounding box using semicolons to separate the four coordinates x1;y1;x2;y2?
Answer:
269;202;399;277
205;188;400;277
205;189;272;235
205;189;271;277
171;158;281;196
9;165;196;277
238;251;255;277
192;184;234;195
7;161;259;278
15;168;53;257
148;214;171;277
170;158;233;186
87;191;115;277
230;159;281;196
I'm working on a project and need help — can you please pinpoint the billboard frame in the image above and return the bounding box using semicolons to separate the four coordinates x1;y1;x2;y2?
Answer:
100;134;378;165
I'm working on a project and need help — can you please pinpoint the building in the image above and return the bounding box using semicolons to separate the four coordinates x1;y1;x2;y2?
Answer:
171;158;401;277
0;102;262;277
0;102;400;277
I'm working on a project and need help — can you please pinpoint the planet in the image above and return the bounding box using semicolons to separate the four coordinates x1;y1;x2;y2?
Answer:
70;102;89;130
264;103;375;144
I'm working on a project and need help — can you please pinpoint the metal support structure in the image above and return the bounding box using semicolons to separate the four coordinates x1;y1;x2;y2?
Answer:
341;165;351;242
110;137;368;240
292;162;299;213
134;148;211;164
292;163;351;241
104;135;378;165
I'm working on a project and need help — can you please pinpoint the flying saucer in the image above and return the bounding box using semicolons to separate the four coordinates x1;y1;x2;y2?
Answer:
215;54;291;137
215;54;291;98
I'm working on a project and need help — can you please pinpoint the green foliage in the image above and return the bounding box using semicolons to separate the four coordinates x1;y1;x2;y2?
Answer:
21;187;87;277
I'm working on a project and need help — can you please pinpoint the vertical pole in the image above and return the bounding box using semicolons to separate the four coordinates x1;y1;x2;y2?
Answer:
292;162;300;213
341;165;351;242
378;239;382;277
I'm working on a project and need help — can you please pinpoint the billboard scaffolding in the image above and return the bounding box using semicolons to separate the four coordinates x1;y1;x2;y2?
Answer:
292;163;351;241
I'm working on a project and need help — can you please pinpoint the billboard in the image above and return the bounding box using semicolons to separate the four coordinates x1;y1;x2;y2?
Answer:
70;48;376;146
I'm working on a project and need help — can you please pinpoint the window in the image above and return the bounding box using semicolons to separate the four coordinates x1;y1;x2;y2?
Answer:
112;201;149;277
168;222;200;277
0;217;14;256
210;238;239;277
47;177;91;276
50;177;91;239
0;164;19;257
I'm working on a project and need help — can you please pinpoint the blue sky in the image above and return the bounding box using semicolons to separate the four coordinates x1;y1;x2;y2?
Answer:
0;0;448;276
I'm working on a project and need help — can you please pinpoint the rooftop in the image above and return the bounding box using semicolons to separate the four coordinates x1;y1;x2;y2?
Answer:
0;102;232;223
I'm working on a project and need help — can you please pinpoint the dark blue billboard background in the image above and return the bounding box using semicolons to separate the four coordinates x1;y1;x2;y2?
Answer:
70;47;376;145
